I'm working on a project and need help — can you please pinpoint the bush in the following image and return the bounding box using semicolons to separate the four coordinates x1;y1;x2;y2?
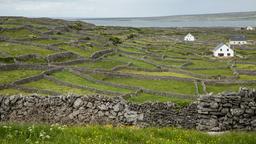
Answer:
68;22;83;31
109;37;122;45
127;33;137;39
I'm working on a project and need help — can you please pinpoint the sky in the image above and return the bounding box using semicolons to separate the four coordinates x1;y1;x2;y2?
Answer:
1;0;256;18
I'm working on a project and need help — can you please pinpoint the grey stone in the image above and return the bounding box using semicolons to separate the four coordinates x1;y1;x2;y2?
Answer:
230;108;244;116
73;98;83;109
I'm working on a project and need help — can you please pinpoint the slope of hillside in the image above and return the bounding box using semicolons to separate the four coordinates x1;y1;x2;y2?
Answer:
0;17;256;105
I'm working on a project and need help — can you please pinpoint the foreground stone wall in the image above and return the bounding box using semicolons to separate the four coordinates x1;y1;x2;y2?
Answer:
0;95;197;128
0;88;255;131
197;88;256;131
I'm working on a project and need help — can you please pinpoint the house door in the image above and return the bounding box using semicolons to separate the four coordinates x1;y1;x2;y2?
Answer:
218;53;224;57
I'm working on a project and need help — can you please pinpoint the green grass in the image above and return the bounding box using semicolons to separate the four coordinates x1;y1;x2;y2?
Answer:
128;93;192;106
75;59;126;70
0;24;18;28
24;79;94;95
59;44;102;58
0;70;42;84
206;84;256;94
0;89;29;95
108;54;157;70
0;29;39;39
239;75;256;80
31;39;64;45
52;71;132;94
0;123;256;144
187;60;229;69
0;42;54;56
189;69;234;77
119;69;194;78
236;64;256;71
104;76;198;95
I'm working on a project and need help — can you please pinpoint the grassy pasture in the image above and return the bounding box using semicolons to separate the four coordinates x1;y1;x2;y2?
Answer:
0;70;42;84
0;29;39;39
52;71;132;94
104;76;199;95
23;79;95;95
0;42;54;56
0;124;256;144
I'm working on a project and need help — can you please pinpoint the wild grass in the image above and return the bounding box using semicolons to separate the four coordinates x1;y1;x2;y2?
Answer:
52;71;132;94
104;77;198;95
189;69;234;77
236;64;256;71
119;69;194;78
107;54;157;70
127;93;192;106
0;42;54;56
0;89;29;96
75;59;126;70
31;39;64;45
59;44;101;58
24;79;95;95
0;70;42;84
206;84;256;94
0;29;38;39
0;123;256;144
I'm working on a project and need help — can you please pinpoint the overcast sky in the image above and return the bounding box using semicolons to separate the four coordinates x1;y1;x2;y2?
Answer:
1;0;256;18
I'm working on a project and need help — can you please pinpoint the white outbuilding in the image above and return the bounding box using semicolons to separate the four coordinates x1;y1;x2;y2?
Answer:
213;43;234;58
229;35;247;45
246;26;254;31
184;33;195;42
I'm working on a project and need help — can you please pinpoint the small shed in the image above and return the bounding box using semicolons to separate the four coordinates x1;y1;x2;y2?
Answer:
213;43;234;58
184;33;195;42
246;26;254;31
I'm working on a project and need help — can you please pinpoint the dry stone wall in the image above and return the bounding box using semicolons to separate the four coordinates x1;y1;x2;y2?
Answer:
0;88;255;131
0;95;197;128
197;88;256;131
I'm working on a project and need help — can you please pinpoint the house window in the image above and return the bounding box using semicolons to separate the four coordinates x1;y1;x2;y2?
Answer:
218;53;224;57
227;53;231;56
227;49;229;51
220;49;222;51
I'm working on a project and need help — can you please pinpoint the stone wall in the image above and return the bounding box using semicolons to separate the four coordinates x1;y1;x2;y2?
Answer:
47;52;80;63
0;95;197;128
90;49;114;60
197;88;256;131
1;88;256;131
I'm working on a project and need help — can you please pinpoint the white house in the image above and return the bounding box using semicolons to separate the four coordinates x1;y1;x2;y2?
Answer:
184;33;195;42
229;35;247;45
213;43;234;58
246;26;254;31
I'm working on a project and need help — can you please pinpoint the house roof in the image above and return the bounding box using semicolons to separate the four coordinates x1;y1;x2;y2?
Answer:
185;33;194;37
213;43;225;51
230;35;246;41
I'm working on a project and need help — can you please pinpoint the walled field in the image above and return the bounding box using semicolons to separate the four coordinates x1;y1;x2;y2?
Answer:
0;17;256;105
0;17;256;144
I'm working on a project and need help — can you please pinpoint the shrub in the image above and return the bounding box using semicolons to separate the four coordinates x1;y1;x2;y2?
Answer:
109;37;122;45
127;33;137;39
68;22;83;31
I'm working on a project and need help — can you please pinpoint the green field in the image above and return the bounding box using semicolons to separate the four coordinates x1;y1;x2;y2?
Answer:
0;17;255;103
0;17;256;143
0;124;256;144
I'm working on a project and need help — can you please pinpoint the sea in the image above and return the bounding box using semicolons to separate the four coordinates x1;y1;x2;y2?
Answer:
80;18;256;28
